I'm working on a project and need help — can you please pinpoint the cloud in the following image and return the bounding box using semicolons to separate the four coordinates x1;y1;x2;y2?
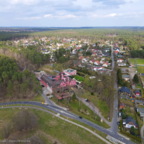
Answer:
17;13;78;20
0;0;144;26
43;14;53;18
9;0;39;5
91;13;118;18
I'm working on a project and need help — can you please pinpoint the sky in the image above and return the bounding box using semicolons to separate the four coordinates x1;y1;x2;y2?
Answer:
0;0;144;27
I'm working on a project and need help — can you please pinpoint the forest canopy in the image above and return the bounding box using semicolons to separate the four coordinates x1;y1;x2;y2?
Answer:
0;55;41;99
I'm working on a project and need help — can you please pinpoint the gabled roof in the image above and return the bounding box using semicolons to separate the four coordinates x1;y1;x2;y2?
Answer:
119;87;131;94
124;117;137;127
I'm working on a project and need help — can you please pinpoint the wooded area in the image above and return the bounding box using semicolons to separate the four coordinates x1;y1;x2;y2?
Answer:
0;56;41;99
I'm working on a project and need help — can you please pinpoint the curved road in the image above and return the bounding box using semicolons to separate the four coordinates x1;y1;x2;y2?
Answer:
0;101;135;144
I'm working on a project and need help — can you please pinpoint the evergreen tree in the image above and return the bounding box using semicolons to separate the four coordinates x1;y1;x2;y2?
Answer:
133;74;139;84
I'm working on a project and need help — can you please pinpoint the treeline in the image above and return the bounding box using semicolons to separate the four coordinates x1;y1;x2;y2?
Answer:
0;55;41;99
130;50;144;58
0;32;29;41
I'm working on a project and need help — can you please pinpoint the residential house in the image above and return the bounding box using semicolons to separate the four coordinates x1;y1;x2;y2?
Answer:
93;66;103;71
119;87;131;95
122;74;130;81
63;69;77;76
89;60;94;64
135;100;144;105
123;117;138;129
134;90;141;97
82;58;88;63
102;62;109;67
119;103;125;110
94;61;100;66
117;59;124;63
137;107;144;118
118;62;127;67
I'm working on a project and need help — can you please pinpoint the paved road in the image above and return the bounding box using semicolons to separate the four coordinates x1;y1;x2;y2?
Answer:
111;45;115;71
0;101;135;144
141;124;144;144
110;77;118;133
110;45;119;133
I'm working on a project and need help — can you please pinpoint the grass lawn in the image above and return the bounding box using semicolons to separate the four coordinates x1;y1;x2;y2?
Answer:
81;91;110;120
74;75;84;82
31;94;44;102
0;108;107;144
129;58;144;65
124;106;135;119
0;109;19;130
137;66;144;73
120;99;134;107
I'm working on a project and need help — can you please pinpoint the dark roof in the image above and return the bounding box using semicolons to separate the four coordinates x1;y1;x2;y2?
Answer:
119;87;131;94
134;90;141;93
41;75;62;87
124;117;137;126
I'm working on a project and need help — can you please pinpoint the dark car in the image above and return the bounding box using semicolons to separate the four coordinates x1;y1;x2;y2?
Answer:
85;99;89;102
79;116;83;119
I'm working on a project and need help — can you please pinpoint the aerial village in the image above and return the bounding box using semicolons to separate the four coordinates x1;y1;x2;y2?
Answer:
12;35;144;140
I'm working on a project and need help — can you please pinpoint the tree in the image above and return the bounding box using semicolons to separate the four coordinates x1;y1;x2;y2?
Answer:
133;74;139;84
117;69;124;86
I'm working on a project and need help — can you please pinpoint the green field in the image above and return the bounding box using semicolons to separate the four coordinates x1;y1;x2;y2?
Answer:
0;108;107;144
129;58;144;65
137;66;144;73
129;58;144;73
74;75;84;82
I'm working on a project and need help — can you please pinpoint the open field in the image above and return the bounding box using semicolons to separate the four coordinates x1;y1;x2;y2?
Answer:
129;58;144;65
0;108;107;144
137;66;144;73
129;58;144;73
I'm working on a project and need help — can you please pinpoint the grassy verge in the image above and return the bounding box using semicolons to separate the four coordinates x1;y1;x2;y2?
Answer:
119;131;141;144
0;95;43;103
